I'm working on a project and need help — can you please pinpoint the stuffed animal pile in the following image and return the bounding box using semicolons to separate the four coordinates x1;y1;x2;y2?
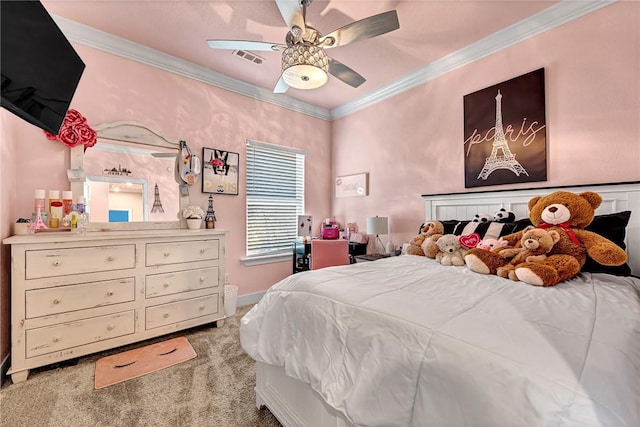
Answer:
465;191;628;287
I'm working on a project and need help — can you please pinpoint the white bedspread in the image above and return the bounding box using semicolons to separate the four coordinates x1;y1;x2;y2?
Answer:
240;255;640;427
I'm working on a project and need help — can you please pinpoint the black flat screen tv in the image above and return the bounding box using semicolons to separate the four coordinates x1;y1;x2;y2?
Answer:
1;1;86;135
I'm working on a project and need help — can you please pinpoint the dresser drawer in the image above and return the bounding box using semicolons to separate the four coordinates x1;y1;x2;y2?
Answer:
145;267;219;298
25;278;135;318
25;245;136;279
146;240;219;266
26;310;135;358
145;294;219;330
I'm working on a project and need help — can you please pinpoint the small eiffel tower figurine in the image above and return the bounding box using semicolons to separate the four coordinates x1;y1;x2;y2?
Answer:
151;183;164;213
205;195;217;229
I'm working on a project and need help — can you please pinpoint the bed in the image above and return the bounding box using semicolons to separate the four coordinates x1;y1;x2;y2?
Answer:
240;182;640;427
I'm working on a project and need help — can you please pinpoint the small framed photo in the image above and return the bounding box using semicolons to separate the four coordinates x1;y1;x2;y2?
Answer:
202;148;239;195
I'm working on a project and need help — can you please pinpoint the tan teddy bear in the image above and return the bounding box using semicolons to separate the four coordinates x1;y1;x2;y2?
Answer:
464;191;628;287
496;226;560;281
407;221;444;256
435;234;466;266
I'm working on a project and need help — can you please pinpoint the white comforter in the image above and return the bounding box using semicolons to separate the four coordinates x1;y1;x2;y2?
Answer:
240;255;640;427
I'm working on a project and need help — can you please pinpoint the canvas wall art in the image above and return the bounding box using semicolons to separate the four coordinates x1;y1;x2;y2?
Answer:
463;68;547;188
335;173;368;197
202;148;239;195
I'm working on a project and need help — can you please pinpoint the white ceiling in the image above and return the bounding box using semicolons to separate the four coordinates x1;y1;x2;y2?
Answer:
41;1;606;116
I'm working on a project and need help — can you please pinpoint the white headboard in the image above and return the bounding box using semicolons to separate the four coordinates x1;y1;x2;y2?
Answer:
422;182;640;276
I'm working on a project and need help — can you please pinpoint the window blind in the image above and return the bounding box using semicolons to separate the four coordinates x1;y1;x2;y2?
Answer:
246;140;305;256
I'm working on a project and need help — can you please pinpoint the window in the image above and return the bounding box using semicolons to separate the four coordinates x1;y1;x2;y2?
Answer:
246;140;305;258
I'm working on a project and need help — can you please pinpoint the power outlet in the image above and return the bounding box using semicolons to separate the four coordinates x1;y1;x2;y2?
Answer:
224;273;231;284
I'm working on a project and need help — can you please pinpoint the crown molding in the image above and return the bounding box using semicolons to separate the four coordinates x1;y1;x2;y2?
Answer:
53;16;332;121
331;0;616;119
53;0;615;122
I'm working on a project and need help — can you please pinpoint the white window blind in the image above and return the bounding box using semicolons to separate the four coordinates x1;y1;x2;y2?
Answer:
246;140;305;257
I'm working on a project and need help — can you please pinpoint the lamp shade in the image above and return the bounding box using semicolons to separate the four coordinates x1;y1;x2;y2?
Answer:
366;216;388;235
281;45;329;90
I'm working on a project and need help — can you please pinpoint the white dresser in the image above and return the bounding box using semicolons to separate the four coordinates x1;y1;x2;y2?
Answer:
3;229;226;383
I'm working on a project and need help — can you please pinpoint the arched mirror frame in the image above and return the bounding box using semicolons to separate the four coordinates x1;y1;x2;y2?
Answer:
69;121;188;231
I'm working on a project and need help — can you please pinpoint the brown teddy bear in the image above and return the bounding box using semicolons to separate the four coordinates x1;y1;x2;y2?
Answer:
435;234;466;266
464;191;628;287
406;221;444;256
496;226;560;281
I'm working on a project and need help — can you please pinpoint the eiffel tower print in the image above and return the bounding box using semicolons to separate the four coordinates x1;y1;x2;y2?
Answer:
151;183;164;213
477;90;529;180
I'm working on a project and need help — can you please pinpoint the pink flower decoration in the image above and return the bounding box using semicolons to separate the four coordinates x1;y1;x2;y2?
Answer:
43;109;97;148
210;158;224;168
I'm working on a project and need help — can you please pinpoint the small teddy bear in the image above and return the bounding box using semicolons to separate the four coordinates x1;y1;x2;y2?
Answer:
435;234;466;266
407;221;444;256
496;226;560;281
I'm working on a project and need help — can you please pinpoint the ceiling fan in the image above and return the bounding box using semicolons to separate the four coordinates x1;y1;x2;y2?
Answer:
206;0;399;93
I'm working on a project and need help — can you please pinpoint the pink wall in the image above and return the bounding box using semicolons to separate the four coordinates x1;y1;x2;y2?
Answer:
1;43;332;300
331;1;640;249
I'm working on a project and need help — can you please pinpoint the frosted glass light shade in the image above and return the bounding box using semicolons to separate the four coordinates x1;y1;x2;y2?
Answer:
366;216;388;235
281;45;329;90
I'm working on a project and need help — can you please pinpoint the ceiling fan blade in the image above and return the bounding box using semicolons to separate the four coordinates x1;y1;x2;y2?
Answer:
207;39;285;51
320;10;399;49
328;58;366;88
273;75;289;94
275;0;306;32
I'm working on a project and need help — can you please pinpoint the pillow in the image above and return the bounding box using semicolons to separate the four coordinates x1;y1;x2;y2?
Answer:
582;211;631;276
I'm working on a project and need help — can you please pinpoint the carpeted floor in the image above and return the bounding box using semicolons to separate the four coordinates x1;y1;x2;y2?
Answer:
0;305;282;427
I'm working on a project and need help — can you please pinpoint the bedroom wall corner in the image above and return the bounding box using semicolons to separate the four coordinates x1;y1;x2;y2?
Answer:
330;1;640;250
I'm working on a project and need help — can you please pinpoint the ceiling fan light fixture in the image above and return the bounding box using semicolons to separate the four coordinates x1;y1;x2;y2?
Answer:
281;45;329;90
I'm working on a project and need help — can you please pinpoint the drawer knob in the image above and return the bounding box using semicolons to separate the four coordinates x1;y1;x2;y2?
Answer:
107;325;114;331
199;304;205;311
164;252;170;257
53;260;61;266
53;337;60;343
163;283;169;288
199;276;205;282
53;299;60;305
163;313;169;318
107;256;114;262
200;248;206;254
107;290;114;296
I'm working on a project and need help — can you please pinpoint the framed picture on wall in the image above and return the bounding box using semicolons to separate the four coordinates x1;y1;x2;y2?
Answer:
463;68;547;188
202;148;239;195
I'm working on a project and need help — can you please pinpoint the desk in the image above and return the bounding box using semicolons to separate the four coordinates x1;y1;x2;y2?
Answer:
293;241;367;273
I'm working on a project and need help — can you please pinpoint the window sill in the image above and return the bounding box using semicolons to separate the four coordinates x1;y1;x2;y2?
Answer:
241;252;291;267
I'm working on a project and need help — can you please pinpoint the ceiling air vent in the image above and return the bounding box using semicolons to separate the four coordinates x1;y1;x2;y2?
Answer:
233;50;264;65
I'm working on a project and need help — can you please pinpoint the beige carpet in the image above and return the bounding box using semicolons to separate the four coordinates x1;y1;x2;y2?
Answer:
0;305;282;427
95;336;197;389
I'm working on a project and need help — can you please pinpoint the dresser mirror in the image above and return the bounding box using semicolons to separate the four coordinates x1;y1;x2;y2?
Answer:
69;121;188;230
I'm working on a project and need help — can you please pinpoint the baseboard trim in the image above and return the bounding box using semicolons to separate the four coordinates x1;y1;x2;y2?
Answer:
238;291;266;308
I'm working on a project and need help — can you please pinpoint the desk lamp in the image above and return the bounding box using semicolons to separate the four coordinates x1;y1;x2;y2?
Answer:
366;216;388;254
